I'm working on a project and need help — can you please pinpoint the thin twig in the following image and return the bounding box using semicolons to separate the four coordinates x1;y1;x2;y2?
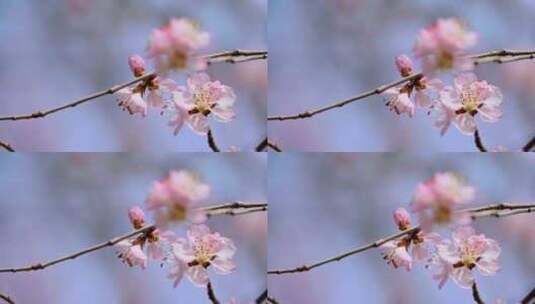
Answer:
474;129;487;152
0;202;266;274
0;50;267;122
202;202;268;218
521;287;535;304
0;140;15;152
522;136;535;152
255;137;268;152
255;289;268;304
267;141;282;152
267;203;535;275
267;297;280;304
472;282;485;304
207;129;220;152
0;293;14;304
267;49;535;121
206;281;220;304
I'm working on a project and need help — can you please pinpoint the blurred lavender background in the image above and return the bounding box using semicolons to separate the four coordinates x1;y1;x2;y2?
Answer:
268;153;535;303
268;0;535;151
0;0;266;151
0;153;267;303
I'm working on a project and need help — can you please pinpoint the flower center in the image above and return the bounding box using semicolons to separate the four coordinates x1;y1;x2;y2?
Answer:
436;52;454;70
460;89;480;113
194;91;213;115
167;204;187;222
433;205;451;223
192;242;216;268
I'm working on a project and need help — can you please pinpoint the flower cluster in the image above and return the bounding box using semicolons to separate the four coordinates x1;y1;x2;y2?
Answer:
380;172;501;291
115;170;237;290
114;17;237;137
383;17;505;137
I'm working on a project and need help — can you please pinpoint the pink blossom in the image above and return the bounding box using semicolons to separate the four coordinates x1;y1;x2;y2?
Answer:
383;89;415;117
168;224;236;287
393;207;411;231
414;18;478;73
411;172;475;230
146;229;176;261
411;231;442;262
434;226;501;289
148;18;210;72
146;170;210;226
128;54;147;77
395;54;413;77
115;241;147;269
381;240;412;271
145;77;179;108
173;73;236;135
128;206;145;229
115;88;148;117
437;73;503;135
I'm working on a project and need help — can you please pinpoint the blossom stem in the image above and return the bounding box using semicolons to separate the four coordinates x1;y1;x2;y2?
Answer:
267;296;280;304
520;287;535;304
267;49;535;121
472;282;485;304
0;202;266;274
255;137;283;152
474;129;487;152
0;50;267;122
206;281;220;304
0;140;15;152
0;293;15;304
256;289;268;304
207;129;220;152
267;203;535;275
522;136;535;152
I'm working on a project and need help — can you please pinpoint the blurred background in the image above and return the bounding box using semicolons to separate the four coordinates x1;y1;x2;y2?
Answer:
0;153;267;303
0;0;266;151
268;153;535;303
268;0;535;151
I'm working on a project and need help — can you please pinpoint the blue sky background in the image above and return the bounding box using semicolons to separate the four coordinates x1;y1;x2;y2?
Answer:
0;0;266;151
268;153;535;303
0;153;267;303
268;0;535;151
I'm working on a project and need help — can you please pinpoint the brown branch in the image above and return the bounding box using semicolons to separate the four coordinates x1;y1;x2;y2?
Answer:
255;137;268;152
522;136;535;152
0;140;15;152
0;202;266;274
206;281;220;304
207;129;220;152
472;282;485;304
267;297;280;304
202;202;268;217
521;287;535;304
0;293;14;304
267;203;535;275
0;49;267;122
267;141;282;152
474;129;487;152
255;289;268;304
267;49;535;121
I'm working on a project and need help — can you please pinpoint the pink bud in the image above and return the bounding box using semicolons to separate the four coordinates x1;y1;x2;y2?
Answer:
395;54;413;77
128;54;146;77
393;207;411;230
128;206;145;229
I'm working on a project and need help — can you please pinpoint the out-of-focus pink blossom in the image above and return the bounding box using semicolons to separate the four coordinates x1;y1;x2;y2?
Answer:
434;226;500;289
146;170;210;227
414;18;478;73
381;240;413;271
115;241;148;269
115;88;148;117
393;207;411;231
128;54;147;77
411;172;475;230
395;54;413;77
173;73;236;135
168;224;236;287
128;206;145;229
436;73;503;135
148;18;210;72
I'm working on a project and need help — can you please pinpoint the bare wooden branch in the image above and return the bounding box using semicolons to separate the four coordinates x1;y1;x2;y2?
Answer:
0;140;15;152
0;293;14;304
207;129;220;152
0;50;267;122
474;129;487;152
267;203;535;275
522;136;535;152
206;281;220;304
0;202;266;274
267;49;535;121
472;282;485;304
